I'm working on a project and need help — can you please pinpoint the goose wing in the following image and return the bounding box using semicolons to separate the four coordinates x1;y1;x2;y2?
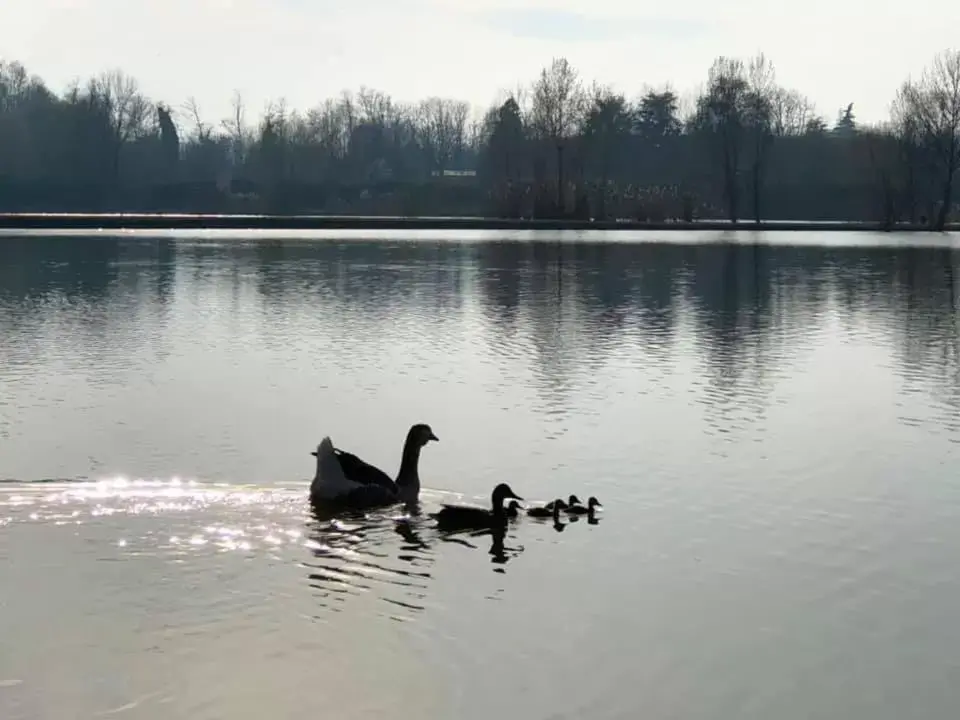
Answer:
333;483;400;511
333;449;396;490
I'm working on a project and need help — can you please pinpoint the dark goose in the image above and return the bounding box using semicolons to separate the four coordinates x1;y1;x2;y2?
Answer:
309;423;438;509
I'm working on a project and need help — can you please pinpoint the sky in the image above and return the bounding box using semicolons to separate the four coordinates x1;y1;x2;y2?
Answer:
1;0;951;129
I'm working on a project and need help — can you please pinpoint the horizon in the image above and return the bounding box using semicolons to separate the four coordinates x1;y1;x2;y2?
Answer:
3;0;953;128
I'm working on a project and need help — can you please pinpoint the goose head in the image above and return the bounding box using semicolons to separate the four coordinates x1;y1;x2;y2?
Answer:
491;483;523;508
407;423;439;449
567;494;582;506
505;500;522;517
586;496;602;509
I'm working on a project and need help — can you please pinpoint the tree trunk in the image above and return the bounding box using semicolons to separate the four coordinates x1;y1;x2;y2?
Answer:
726;174;739;222
556;141;565;214
906;161;916;224
722;132;739;223
724;156;739;223
936;144;957;230
597;173;607;220
936;169;954;230
598;145;609;220
752;162;762;224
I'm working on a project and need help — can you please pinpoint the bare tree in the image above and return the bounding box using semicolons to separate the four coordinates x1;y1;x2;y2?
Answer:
694;57;749;222
0;61;31;111
771;88;814;136
860;124;903;228
91;69;150;182
530;57;585;210
744;53;777;223
253;99;290;189
890;82;932;223
416;97;470;172
95;70;150;139
221;90;249;166
357;87;392;126
297;98;348;178
581;85;632;218
901;50;960;229
182;97;211;142
448;101;469;166
678;87;701;129
0;61;55;177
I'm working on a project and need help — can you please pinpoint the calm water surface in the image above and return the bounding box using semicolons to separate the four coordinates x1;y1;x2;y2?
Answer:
2;231;960;719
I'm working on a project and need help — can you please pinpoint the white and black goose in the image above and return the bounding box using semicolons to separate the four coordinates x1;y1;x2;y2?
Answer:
309;423;438;509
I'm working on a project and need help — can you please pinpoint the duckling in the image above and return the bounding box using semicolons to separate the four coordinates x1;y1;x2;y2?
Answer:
545;495;580;511
526;498;568;518
504;500;523;519
566;496;602;515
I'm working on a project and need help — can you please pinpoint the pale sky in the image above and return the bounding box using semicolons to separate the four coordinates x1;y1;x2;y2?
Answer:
1;0;946;129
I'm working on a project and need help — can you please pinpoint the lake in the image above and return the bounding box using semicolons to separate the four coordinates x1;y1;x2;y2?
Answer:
2;229;960;720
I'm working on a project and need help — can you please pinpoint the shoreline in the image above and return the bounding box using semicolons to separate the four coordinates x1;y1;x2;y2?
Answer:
0;213;956;233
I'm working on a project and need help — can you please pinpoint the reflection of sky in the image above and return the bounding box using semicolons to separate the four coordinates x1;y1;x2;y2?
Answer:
1;0;949;125
3;234;960;492
3;234;960;720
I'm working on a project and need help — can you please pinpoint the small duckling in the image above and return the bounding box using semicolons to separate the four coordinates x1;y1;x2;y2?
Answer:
545;495;580;511
504;500;523;519
527;498;567;518
566;496;602;515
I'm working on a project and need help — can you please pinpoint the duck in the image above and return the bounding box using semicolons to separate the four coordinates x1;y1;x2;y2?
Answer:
526;498;568;518
309;423;438;508
432;483;524;532
545;495;581;511
504;500;523;519
566;496;602;515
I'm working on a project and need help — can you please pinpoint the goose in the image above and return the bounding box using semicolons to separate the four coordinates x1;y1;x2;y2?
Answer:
527;498;568;518
432;483;523;532
504;500;523;519
309;423;438;508
566;496;602;515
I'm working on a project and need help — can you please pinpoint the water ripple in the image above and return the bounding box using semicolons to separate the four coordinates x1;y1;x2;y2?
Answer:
4;234;960;720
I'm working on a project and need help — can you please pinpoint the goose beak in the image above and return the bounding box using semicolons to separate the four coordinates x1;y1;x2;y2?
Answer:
310;451;318;457
509;491;524;501
428;431;439;442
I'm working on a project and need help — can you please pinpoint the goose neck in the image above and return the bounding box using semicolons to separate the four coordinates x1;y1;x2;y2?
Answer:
396;439;422;486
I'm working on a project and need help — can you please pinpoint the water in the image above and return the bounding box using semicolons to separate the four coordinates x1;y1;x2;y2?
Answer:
2;231;960;720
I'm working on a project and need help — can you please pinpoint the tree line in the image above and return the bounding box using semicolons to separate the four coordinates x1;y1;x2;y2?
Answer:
0;51;957;227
